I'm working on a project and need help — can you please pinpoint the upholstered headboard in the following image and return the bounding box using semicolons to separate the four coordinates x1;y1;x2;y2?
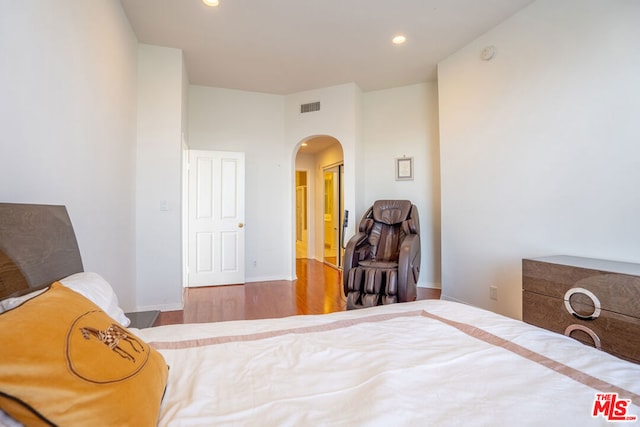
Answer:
0;203;83;299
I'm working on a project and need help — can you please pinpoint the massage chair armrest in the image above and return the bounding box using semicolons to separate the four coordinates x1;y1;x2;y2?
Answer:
342;232;370;294
397;234;421;302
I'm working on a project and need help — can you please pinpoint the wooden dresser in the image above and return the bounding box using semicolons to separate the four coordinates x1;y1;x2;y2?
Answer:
522;255;640;363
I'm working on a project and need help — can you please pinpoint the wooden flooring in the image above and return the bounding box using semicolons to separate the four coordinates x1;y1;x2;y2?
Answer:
155;259;441;326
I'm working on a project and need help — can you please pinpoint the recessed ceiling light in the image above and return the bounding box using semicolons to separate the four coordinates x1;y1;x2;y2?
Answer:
392;35;407;45
203;0;219;6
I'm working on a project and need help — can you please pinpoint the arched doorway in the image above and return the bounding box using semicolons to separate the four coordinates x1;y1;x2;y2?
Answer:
294;136;344;269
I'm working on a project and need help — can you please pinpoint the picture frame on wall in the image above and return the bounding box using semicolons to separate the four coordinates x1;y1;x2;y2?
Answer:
395;157;413;181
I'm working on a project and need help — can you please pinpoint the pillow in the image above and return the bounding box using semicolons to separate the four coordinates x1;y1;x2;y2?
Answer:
0;282;168;427
60;272;131;327
0;288;47;314
0;409;22;427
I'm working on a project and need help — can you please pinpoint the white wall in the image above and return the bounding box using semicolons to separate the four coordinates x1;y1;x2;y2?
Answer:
135;45;186;310
438;0;640;318
0;0;139;309
362;83;441;288
188;86;288;281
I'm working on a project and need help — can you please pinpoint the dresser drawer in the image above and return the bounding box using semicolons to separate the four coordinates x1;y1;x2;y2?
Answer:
523;258;640;317
523;290;640;363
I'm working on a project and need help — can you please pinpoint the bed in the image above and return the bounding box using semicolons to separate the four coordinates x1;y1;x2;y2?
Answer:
1;203;639;426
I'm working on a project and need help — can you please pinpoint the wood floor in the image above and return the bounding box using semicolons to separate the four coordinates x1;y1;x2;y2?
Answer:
155;259;441;326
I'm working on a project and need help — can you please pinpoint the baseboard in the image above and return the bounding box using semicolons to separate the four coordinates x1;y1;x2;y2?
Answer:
135;302;184;312
417;282;441;289
245;275;295;283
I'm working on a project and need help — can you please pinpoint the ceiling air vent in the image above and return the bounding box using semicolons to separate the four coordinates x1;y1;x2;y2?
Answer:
300;101;320;114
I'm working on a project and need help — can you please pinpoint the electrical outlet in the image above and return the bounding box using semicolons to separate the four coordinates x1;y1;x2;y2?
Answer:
252;260;257;268
489;285;498;301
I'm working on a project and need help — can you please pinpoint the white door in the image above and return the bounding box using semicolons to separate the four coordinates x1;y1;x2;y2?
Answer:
188;150;245;286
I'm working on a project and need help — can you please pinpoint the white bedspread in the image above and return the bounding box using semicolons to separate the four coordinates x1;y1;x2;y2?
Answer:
136;300;640;427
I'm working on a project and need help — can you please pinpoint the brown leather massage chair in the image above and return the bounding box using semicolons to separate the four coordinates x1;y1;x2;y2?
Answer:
343;200;420;310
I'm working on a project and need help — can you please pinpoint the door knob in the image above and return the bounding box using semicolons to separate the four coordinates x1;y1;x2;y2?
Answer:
238;222;244;228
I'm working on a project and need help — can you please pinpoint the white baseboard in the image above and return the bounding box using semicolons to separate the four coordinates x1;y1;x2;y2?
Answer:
135;302;184;312
245;275;295;283
417;282;441;289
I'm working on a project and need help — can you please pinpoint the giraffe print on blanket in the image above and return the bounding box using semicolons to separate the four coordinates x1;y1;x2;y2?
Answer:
79;324;145;362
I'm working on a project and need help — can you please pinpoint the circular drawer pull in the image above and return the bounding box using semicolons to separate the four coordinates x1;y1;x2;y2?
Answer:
564;324;602;350
563;287;601;320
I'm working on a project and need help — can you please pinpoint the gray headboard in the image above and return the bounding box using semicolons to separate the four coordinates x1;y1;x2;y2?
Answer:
0;203;84;299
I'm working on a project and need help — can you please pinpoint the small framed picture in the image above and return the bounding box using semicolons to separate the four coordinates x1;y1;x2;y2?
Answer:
395;157;413;181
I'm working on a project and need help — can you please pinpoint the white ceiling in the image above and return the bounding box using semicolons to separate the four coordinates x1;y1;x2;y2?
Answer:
120;0;535;95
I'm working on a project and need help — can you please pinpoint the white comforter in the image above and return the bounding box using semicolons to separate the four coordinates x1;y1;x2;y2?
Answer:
136;300;640;427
